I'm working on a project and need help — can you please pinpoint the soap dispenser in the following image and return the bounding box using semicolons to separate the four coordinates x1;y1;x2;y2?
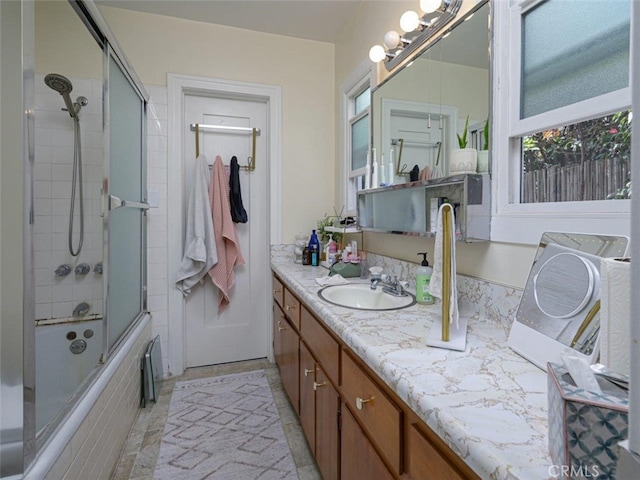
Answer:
416;252;435;305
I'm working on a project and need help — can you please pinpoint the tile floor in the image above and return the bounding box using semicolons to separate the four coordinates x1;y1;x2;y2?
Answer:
111;358;322;480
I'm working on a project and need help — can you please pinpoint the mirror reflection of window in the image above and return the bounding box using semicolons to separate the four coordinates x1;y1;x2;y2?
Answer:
347;86;371;212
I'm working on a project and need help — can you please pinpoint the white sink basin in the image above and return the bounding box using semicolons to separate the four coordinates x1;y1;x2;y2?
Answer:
318;284;415;311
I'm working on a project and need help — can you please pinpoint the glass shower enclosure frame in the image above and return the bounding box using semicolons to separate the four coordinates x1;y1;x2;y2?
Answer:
3;1;151;475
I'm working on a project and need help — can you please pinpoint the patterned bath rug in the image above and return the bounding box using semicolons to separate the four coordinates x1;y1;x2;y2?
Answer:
153;369;298;480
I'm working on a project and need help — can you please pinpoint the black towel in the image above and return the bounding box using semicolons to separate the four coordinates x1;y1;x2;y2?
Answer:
229;156;248;223
410;164;420;182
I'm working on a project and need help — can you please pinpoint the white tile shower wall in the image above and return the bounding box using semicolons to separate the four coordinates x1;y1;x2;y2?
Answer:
145;85;170;376
34;74;104;321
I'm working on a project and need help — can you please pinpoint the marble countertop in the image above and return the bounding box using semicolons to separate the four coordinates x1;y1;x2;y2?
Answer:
271;250;552;480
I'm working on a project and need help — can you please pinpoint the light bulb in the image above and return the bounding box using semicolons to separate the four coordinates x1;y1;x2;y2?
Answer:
420;0;442;13
369;45;386;63
400;10;420;33
383;30;401;50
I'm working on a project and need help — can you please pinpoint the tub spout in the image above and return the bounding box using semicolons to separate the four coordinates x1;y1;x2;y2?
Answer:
73;302;91;317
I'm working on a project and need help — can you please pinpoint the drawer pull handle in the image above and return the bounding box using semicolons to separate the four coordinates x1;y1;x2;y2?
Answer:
304;368;316;377
273;288;282;295
277;321;287;332
356;396;373;410
313;381;327;391
285;303;297;311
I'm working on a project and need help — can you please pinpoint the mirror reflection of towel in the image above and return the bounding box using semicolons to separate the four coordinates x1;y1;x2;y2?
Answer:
229;156;248;223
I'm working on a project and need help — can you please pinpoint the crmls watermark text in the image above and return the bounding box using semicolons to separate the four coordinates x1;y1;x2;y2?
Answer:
549;465;600;478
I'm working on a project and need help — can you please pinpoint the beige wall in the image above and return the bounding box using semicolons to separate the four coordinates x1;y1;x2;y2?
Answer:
334;0;536;289
98;6;336;243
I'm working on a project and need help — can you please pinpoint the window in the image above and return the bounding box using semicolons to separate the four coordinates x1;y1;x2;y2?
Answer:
492;0;631;243
341;61;372;216
347;87;370;213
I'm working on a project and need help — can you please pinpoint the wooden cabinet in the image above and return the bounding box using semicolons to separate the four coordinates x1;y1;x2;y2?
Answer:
300;339;340;480
272;271;478;480
341;350;402;475
273;275;284;309
273;301;299;414
283;287;300;330
341;404;395;480
315;365;340;480
300;305;339;385
299;341;316;451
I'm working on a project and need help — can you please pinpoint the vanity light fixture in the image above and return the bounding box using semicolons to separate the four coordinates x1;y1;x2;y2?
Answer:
369;0;462;71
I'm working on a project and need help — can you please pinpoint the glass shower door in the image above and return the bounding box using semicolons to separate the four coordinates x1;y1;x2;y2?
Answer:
106;52;147;350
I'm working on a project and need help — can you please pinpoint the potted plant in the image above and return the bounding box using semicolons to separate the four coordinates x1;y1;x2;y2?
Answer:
476;119;489;173
449;115;477;175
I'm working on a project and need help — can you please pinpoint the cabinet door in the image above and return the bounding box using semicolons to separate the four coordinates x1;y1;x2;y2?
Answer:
315;366;340;480
407;423;469;480
275;305;299;414
299;341;316;452
273;303;285;366
341;405;395;480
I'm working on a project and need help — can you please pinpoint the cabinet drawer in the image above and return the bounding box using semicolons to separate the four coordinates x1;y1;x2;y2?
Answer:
408;423;468;480
272;275;284;308
341;351;402;474
283;288;300;330
300;306;339;385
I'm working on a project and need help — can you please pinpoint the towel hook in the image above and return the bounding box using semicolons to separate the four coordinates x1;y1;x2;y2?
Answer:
195;124;200;158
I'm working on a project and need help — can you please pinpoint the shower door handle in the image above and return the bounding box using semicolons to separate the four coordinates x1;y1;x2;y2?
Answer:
109;195;150;211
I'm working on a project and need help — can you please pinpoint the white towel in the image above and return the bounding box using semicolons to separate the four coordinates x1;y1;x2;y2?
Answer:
428;203;459;328
175;154;218;296
316;274;350;287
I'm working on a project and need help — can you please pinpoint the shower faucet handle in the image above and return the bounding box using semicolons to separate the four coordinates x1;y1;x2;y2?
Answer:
74;263;91;275
55;264;72;277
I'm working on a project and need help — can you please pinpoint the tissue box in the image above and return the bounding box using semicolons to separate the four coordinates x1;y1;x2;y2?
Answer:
547;362;629;479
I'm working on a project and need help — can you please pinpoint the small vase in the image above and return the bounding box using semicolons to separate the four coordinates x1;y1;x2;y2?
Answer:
450;148;477;175
476;150;489;173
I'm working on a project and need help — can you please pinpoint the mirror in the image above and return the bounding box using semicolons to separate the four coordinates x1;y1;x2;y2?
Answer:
371;1;489;181
508;232;629;370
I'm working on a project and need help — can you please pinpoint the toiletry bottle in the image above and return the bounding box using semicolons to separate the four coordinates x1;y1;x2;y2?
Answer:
416;252;435;305
388;149;395;185
327;235;338;264
309;229;320;266
371;148;379;188
302;246;311;265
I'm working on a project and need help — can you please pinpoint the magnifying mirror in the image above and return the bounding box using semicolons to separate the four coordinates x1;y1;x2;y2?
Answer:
508;232;628;370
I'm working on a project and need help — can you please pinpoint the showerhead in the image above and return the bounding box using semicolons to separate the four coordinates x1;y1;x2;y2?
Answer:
44;73;73;95
44;73;78;119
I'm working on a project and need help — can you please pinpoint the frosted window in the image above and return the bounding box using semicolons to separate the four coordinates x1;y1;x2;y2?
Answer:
351;114;369;171
355;87;370;114
521;0;629;118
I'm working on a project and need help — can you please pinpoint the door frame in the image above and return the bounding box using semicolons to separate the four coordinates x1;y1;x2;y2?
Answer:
167;73;282;376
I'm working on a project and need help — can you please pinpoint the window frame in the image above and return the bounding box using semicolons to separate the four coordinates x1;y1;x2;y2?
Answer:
492;0;631;245
341;60;373;216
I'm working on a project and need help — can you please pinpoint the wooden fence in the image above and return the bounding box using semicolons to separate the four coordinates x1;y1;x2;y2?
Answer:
522;158;630;203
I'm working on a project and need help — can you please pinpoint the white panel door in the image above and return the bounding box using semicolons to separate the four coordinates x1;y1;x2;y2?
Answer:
183;93;268;368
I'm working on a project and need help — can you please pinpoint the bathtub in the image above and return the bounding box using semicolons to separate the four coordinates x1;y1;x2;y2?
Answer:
35;318;103;433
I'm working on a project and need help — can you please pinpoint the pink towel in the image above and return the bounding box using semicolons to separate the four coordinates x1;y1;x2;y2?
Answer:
207;155;245;311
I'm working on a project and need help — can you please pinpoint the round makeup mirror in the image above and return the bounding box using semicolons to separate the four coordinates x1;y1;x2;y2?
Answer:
533;252;596;319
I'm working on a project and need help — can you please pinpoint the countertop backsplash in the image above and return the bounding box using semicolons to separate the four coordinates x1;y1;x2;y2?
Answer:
272;244;523;336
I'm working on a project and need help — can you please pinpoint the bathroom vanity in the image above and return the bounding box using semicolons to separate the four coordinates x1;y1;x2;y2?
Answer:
271;247;552;479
